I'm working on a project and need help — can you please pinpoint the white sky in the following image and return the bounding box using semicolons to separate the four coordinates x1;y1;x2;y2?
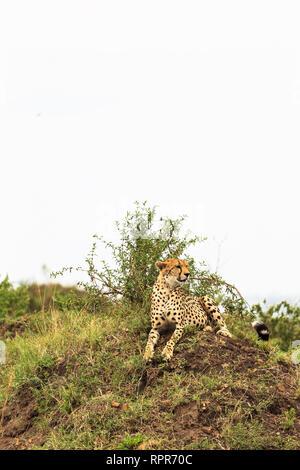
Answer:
1;0;300;305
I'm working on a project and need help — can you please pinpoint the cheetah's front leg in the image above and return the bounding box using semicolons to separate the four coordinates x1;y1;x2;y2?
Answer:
162;324;184;361
143;328;160;363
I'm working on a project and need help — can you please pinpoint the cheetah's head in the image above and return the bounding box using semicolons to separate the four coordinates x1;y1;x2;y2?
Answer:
155;258;190;288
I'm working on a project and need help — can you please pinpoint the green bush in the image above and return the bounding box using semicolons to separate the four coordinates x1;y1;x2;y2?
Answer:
51;201;249;315
26;283;88;313
0;276;30;321
0;277;88;322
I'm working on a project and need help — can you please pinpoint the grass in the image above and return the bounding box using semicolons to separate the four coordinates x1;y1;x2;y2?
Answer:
280;407;296;430
117;432;146;450
222;420;273;450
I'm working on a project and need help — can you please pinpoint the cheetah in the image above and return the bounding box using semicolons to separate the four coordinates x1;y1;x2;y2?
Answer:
143;258;232;362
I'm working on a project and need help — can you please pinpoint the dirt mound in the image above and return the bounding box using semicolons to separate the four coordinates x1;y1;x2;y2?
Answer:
1;331;300;449
138;332;300;449
0;385;45;450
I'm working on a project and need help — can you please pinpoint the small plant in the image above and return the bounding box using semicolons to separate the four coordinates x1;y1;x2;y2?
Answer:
117;432;145;450
58;383;82;414
280;407;296;430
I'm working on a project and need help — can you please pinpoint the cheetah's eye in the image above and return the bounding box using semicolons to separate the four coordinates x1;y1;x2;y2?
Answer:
176;265;181;269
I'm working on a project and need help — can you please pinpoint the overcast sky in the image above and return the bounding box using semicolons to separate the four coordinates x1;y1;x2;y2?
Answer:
1;1;300;305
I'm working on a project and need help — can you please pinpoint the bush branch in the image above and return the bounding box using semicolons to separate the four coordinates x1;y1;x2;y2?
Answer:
190;275;249;307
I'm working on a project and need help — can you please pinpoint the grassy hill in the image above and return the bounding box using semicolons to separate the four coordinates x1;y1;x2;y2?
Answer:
1;298;300;450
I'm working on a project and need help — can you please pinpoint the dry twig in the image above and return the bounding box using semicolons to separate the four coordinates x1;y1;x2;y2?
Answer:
190;275;249;308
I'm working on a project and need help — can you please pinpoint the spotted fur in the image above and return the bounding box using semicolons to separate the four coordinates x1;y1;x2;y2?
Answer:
143;258;232;362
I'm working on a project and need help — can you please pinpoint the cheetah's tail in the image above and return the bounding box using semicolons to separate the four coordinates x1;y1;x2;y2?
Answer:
252;321;269;341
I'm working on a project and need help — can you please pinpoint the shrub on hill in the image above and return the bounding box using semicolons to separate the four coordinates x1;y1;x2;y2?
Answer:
51;201;247;315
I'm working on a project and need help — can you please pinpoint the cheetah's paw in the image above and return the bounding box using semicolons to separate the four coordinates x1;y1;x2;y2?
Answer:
203;326;213;332
162;347;173;361
216;328;232;338
143;351;154;363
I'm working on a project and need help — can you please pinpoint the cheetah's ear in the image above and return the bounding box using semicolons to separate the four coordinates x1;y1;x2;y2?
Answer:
155;261;167;271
